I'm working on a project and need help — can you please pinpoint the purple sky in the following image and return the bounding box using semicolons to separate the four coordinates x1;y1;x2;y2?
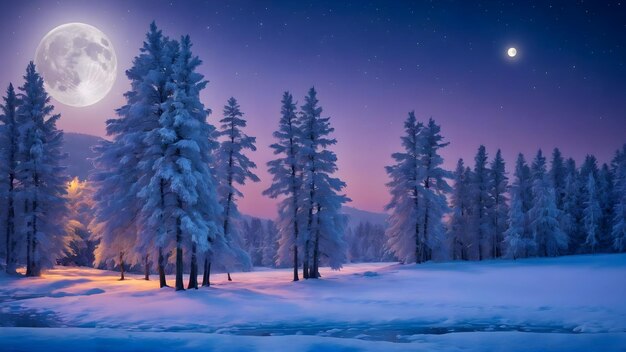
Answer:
0;1;624;218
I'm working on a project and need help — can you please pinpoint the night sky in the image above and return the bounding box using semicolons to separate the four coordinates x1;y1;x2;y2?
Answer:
0;0;624;218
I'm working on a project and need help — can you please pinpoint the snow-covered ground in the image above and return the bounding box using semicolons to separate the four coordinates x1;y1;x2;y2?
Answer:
1;254;625;351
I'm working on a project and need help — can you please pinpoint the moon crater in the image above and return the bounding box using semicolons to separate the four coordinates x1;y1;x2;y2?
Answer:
35;23;117;107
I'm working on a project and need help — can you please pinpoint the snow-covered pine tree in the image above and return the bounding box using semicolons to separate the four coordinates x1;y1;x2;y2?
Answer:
214;97;258;281
61;178;96;267
366;223;388;261
347;221;387;262
244;217;264;266
92;22;177;284
561;159;582;253
144;35;223;290
580;155;599;181
16;62;69;276
0;83;20;273
597;164;614;251
261;220;278;267
504;180;527;259
386;112;424;264
582;173;602;253
298;87;349;278
263;92;303;280
550;148;567;209
529;150;567;257
418;118;451;261
504;153;534;258
488;149;508;258
470;145;492;260
611;145;626;252
448;159;471;260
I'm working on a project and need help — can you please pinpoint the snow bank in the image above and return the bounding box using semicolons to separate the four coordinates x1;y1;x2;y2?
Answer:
1;254;625;350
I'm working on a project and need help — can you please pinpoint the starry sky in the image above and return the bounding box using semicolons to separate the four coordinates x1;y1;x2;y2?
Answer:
0;0;624;219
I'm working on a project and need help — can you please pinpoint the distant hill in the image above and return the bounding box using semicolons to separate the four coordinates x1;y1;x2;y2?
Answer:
62;132;102;180
341;206;387;230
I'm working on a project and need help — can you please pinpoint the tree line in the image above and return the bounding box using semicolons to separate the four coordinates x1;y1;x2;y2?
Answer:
385;112;626;263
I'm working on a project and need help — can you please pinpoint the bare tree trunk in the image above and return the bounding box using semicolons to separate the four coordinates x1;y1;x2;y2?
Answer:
119;251;125;281
478;206;484;261
310;233;319;279
201;255;211;287
25;196;40;277
291;165;300;282
31;201;39;277
144;254;150;280
5;172;15;273
158;247;167;288
423;202;430;263
25;200;32;276
175;213;185;291
158;178;167;287
227;272;232;281
414;186;421;264
303;239;310;279
187;243;198;289
422;174;431;263
310;206;321;279
293;242;299;282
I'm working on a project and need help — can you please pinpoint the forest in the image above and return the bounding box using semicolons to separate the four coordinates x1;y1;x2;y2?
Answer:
1;23;625;292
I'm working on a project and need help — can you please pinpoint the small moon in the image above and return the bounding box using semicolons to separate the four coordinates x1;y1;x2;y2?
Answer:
507;47;517;58
35;23;117;107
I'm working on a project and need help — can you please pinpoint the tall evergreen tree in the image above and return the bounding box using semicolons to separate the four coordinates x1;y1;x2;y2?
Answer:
298;87;349;278
261;220;279;267
140;35;224;291
580;155;599;181
214;97;258;281
582;174;602;253
504;182;527;259
561;160;582;253
0;84;20;273
243;218;264;266
346;221;387;262
550;148;567;209
488;149;508;258
92;22;177;284
61;178;96;267
504;154;534;258
529;150;567;257
263;92;303;281
448;159;471;260
386;114;449;263
470;145;492;260
417;118;451;261
16;62;69;276
611;145;626;252
386;112;424;264
597;164;614;251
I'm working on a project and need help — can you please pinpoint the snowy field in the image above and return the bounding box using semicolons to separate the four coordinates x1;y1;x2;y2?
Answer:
1;254;625;351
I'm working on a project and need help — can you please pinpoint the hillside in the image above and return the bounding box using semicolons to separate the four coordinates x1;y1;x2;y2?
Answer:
341;206;387;229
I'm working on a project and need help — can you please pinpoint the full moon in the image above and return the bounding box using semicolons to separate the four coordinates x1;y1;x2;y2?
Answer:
507;47;517;58
35;23;117;107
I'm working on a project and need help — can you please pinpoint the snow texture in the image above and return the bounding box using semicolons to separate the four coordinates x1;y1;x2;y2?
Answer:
1;254;625;351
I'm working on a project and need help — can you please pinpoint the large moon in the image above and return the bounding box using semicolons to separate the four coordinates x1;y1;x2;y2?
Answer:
35;23;117;107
